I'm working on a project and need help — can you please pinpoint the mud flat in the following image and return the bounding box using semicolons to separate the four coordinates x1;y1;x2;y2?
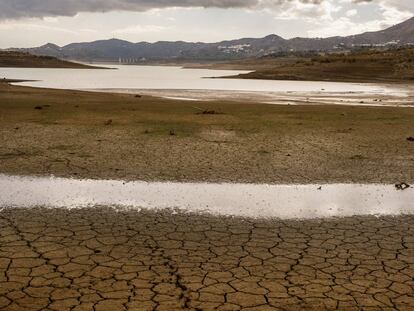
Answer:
1;81;414;310
1;206;414;310
1;82;414;184
114;88;414;108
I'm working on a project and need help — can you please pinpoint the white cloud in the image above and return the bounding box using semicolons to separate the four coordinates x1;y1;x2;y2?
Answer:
0;0;412;48
112;25;166;35
0;0;303;20
307;16;383;37
378;0;414;14
346;9;357;16
0;21;77;34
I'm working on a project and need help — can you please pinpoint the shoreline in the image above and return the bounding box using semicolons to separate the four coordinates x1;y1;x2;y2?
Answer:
6;79;414;109
214;72;414;84
100;88;414;108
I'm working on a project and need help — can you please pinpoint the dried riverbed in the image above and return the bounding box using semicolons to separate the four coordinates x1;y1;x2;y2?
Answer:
1;207;414;310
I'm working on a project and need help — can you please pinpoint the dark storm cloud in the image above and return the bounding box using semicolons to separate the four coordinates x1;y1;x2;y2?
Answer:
0;0;328;20
0;0;256;19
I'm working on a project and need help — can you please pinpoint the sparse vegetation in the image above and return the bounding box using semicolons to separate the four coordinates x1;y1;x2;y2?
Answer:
0;80;413;183
221;48;414;83
0;51;101;69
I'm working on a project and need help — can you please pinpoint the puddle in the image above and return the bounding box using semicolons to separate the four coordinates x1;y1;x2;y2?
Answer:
0;175;413;219
162;96;200;101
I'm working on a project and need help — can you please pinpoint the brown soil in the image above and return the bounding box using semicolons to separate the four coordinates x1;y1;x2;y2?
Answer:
1;81;414;310
1;207;414;310
1;82;414;183
0;52;102;69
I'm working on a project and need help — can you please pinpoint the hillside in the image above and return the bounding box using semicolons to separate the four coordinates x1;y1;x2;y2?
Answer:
227;48;414;83
0;51;101;68
9;17;414;62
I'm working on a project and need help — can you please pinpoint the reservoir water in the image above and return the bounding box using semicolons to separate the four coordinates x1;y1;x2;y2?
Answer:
1;65;410;99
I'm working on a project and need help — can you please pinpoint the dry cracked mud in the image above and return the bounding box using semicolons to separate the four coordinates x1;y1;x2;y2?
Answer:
1;207;414;310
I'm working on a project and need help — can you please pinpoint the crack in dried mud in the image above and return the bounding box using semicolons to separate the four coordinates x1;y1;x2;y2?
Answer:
1;207;414;310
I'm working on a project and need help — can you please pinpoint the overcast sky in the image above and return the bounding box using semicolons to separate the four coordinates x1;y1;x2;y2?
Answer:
0;0;412;48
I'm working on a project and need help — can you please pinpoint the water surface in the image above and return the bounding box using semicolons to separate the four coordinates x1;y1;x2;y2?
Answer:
1;175;412;219
1;65;408;97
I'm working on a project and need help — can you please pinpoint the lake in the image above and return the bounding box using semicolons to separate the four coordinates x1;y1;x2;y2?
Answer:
1;65;412;105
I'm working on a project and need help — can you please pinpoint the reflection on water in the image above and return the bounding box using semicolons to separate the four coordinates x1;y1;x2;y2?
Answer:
0;65;409;96
0;174;413;219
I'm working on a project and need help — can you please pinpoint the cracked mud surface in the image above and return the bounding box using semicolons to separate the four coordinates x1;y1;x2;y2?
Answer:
1;207;414;310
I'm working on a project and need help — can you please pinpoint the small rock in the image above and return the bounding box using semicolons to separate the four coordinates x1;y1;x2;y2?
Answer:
407;137;414;142
34;106;43;110
395;182;410;191
196;110;221;115
104;119;113;126
350;154;364;160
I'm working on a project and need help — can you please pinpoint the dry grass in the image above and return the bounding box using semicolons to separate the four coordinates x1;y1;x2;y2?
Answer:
1;82;414;183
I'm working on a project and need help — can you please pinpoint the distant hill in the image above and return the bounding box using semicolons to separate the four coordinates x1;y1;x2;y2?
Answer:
228;47;414;83
0;51;101;69
7;17;414;62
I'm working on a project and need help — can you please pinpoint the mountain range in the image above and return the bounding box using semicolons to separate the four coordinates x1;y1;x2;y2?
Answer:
9;17;414;62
